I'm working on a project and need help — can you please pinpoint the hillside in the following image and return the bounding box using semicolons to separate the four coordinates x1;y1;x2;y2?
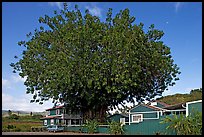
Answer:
2;110;47;117
157;88;202;105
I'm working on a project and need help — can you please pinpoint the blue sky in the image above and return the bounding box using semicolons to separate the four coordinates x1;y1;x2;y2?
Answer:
2;2;202;112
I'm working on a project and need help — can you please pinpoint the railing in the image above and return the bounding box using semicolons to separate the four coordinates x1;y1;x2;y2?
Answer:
61;114;82;119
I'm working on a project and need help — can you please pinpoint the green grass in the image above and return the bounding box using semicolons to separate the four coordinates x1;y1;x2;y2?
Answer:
2;115;44;132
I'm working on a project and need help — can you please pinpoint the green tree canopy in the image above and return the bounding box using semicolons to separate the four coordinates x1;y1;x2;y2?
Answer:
11;4;180;122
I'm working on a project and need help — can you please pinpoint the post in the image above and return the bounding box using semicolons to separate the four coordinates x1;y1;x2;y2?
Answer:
129;110;130;125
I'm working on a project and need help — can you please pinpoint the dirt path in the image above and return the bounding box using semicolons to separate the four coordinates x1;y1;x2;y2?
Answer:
2;131;111;135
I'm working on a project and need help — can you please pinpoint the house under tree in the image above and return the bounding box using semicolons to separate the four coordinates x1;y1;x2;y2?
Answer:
40;105;82;126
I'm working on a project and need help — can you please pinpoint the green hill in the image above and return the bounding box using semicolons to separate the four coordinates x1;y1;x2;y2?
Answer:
157;88;202;105
2;110;47;117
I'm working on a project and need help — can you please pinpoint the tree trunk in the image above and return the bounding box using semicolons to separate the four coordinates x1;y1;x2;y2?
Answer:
82;105;107;124
97;105;107;123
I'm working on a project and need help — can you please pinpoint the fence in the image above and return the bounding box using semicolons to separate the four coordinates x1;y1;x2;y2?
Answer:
63;117;175;135
64;125;110;133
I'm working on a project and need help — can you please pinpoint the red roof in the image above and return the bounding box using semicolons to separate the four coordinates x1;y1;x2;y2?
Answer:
155;100;170;107
130;103;162;111
40;115;62;119
142;104;162;111
46;105;65;111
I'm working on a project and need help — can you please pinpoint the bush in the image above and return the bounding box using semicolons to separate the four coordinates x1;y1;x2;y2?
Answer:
7;124;16;129
2;124;20;132
160;111;202;135
2;127;9;132
9;114;19;120
108;121;124;135
32;114;43;119
14;127;21;132
83;119;99;133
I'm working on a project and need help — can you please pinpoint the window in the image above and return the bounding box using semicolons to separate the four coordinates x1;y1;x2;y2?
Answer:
132;114;143;123
51;119;54;125
68;110;71;115
56;109;60;115
47;111;50;116
71;119;77;125
44;120;47;125
120;118;125;125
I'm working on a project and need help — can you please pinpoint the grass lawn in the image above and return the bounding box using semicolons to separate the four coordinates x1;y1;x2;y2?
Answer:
2;115;44;132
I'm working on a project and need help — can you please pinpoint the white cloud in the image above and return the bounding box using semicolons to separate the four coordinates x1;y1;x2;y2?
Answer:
85;6;102;17
11;75;27;83
2;75;27;90
2;75;53;112
2;92;53;112
2;78;11;88
48;2;64;10
185;87;200;93
162;89;176;96
174;2;184;12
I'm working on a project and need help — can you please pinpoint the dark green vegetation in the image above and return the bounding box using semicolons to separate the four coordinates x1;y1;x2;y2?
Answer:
11;3;180;122
2;114;43;132
160;111;202;135
83;119;99;133
157;88;202;105
82;119;124;135
108;121;124;135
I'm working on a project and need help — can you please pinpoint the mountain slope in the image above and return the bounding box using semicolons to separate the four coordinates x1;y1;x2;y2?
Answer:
157;88;202;105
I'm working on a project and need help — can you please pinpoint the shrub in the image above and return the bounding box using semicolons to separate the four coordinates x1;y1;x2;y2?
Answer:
9;114;19;120
83;119;99;133
7;124;16;129
32;114;43;119
14;127;21;132
2;127;9;132
108;121;124;135
160;111;202;135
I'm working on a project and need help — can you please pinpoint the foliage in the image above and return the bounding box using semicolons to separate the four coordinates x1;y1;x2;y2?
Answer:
118;106;130;115
11;3;180;121
83;119;99;133
2;122;42;132
2;115;42;132
9;114;19;120
31;126;47;132
154;131;166;135
157;88;202;105
7;124;16;129
108;121;124;135
31;114;43;120
2;124;22;132
160;111;202;135
8;110;12;116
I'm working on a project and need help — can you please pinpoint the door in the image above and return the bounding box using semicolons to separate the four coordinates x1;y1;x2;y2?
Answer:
120;118;125;125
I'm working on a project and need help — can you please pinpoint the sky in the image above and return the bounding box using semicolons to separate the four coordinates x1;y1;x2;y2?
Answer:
2;2;202;112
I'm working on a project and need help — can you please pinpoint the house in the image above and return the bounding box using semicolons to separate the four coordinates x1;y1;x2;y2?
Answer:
109;100;193;125
128;101;165;125
186;100;202;116
107;113;129;125
105;100;202;135
40;99;201;135
40;105;83;126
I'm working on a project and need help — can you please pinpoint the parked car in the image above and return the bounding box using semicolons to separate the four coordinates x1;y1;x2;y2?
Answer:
47;125;64;132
